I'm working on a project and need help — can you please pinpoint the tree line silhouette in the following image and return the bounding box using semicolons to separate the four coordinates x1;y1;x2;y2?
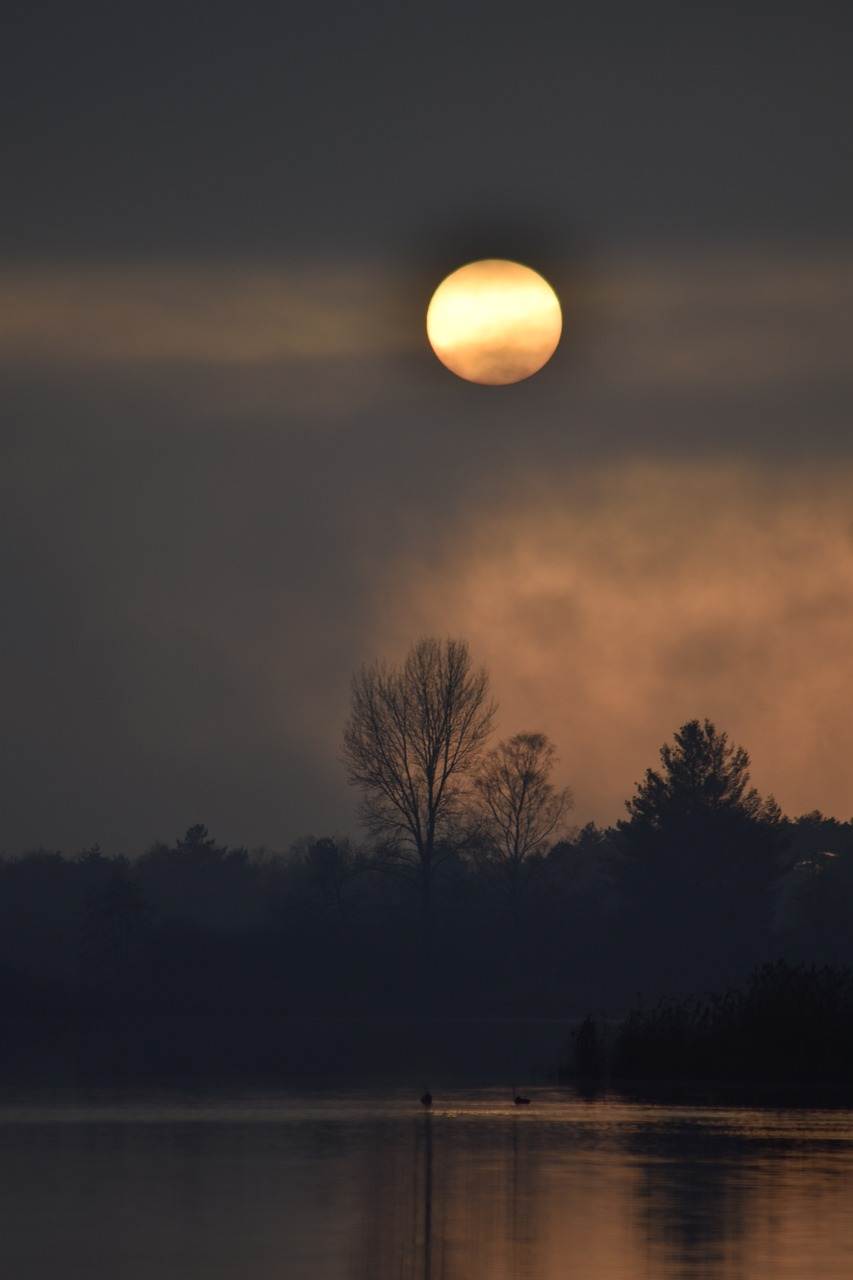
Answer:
1;638;852;1058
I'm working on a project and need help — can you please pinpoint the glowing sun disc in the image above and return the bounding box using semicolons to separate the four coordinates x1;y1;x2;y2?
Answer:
426;259;562;385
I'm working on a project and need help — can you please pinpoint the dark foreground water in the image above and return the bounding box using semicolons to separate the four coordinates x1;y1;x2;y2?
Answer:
1;1087;851;1278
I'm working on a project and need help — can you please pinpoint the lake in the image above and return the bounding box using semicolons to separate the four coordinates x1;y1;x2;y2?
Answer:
1;1087;851;1278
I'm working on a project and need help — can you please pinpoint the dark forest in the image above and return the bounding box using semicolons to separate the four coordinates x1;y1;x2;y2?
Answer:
3;642;851;1070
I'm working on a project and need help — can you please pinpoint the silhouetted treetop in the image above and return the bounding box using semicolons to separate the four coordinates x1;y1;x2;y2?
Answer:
474;732;572;877
141;825;248;867
342;637;495;987
625;719;775;828
342;637;495;863
178;824;217;854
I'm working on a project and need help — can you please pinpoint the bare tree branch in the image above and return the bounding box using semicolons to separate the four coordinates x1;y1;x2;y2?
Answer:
473;732;572;880
342;639;496;915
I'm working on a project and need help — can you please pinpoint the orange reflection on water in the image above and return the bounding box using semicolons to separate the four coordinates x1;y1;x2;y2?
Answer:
1;1090;851;1279
348;1096;853;1280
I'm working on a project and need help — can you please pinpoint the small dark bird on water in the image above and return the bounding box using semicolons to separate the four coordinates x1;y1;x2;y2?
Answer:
514;1094;531;1105
420;1090;432;1107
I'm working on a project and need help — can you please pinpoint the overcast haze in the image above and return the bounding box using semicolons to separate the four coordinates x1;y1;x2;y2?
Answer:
2;1;852;851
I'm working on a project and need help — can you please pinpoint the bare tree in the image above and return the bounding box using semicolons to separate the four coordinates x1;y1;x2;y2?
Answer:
342;637;495;967
474;732;572;904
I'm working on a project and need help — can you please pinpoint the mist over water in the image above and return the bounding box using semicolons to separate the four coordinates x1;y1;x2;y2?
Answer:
3;1087;852;1279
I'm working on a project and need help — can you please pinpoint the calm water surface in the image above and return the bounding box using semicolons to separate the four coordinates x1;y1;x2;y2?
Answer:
1;1086;851;1278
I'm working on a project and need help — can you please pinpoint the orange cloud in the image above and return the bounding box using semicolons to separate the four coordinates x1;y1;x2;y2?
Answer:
372;460;853;824
0;261;412;366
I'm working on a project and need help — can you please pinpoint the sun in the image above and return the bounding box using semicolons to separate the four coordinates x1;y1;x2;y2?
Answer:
426;259;562;385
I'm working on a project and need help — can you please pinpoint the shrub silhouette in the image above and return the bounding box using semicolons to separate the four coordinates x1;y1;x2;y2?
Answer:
612;960;853;1083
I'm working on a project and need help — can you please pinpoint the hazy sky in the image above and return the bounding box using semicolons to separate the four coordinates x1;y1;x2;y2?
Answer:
2;1;852;851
